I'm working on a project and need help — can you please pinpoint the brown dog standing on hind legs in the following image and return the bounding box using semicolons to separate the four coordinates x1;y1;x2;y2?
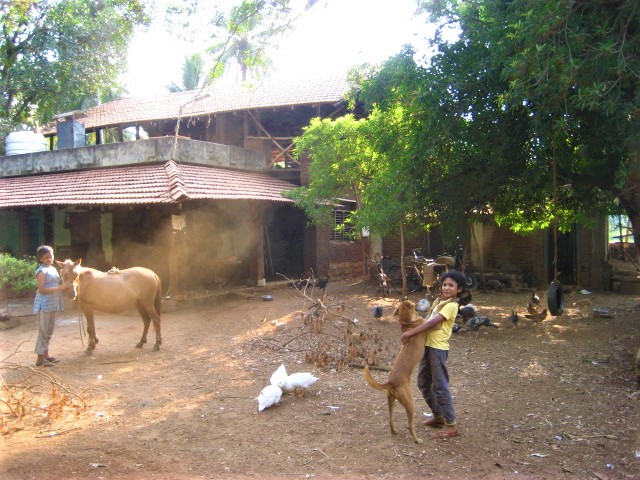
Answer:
364;299;427;443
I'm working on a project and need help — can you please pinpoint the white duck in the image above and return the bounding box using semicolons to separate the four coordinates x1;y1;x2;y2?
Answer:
257;384;283;412
269;364;288;386
277;372;319;393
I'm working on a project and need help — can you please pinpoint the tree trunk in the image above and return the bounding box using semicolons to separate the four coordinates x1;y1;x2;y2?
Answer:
400;222;407;296
618;140;640;255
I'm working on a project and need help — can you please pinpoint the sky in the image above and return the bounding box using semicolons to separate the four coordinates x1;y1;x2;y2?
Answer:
123;0;431;96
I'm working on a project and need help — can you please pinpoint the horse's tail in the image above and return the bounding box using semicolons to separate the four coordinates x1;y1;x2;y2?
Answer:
154;275;162;317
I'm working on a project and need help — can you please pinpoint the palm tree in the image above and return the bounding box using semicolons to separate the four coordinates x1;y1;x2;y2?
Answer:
166;53;205;92
207;1;294;83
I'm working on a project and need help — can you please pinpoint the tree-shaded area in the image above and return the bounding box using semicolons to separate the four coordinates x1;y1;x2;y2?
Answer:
410;0;640;242
0;0;150;140
291;0;640;253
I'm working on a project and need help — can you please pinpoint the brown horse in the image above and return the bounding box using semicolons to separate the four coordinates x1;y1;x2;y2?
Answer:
57;259;162;354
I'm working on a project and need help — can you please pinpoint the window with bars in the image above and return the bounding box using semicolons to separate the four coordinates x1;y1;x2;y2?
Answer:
331;201;356;241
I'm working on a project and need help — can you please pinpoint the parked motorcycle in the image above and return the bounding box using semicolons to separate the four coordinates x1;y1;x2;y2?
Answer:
384;248;478;298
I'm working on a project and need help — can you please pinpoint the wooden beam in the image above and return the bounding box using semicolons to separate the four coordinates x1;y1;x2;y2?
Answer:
270;143;295;167
248;110;295;165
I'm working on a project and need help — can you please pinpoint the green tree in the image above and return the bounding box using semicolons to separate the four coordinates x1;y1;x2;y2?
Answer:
166;53;205;92
0;0;150;136
207;1;299;82
165;0;318;86
288;114;375;229
410;0;640;245
164;0;319;84
288;86;428;292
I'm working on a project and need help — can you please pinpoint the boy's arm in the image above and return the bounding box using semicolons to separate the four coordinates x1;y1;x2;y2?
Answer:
400;313;445;344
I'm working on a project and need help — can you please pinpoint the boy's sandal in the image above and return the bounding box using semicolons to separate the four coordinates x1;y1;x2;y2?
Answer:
45;357;60;363
422;417;445;428
432;430;460;440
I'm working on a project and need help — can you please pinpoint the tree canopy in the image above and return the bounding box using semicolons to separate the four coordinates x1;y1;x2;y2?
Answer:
292;0;640;252
166;53;205;92
164;0;320;85
0;0;150;139
408;0;640;240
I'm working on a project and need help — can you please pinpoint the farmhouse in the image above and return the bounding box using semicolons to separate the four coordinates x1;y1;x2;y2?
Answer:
0;76;368;298
0;75;614;296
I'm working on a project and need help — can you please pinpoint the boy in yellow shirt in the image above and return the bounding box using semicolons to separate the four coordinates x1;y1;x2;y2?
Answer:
401;270;469;439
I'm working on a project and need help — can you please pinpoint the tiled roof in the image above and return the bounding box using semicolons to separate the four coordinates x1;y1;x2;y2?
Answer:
49;75;351;132
0;160;295;207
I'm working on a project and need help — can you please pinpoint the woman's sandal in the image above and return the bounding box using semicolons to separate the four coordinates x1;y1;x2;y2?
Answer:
35;359;55;367
45;357;60;363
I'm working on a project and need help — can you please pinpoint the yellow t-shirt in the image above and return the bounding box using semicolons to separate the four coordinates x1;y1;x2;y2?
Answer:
425;298;459;350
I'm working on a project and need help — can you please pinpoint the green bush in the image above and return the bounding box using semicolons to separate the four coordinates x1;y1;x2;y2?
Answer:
0;253;37;297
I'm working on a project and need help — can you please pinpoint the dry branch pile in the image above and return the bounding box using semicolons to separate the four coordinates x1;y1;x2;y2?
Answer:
0;362;88;436
253;277;391;370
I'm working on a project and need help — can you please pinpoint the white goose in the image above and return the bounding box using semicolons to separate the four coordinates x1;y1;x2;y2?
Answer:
269;364;288;386
277;372;319;393
257;384;283;412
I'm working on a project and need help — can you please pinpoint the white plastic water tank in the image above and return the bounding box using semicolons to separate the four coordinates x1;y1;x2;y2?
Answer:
5;131;48;155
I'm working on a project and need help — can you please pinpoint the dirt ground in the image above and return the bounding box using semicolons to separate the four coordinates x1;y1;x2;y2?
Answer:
1;278;639;480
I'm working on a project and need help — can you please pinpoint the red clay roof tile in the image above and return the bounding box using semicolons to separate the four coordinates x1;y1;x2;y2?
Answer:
47;76;351;132
0;161;295;207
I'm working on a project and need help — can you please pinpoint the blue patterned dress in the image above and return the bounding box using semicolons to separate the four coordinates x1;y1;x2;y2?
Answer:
33;264;64;313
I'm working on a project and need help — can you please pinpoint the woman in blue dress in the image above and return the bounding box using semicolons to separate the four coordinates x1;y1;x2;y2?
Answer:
33;245;72;366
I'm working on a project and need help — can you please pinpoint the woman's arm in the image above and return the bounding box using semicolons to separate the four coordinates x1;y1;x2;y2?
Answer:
400;313;445;344
36;272;71;294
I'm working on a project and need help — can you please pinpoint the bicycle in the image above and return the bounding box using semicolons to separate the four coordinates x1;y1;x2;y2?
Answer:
387;248;477;299
372;254;390;297
386;249;432;295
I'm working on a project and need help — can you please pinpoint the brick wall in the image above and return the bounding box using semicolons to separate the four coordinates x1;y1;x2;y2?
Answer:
299;156;311;185
382;232;445;259
479;222;546;287
328;239;366;278
299;156;365;279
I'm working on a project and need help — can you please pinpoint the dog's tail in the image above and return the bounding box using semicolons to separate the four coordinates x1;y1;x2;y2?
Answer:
363;364;392;391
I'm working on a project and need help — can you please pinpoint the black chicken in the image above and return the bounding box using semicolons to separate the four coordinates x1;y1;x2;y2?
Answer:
508;310;521;328
458;305;477;321
292;273;329;292
465;316;499;332
317;276;329;292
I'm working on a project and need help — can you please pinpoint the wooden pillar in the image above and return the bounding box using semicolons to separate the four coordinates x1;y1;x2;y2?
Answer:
169;206;187;300
18;209;29;257
255;225;265;286
43;207;54;246
86;212;106;270
246;202;266;286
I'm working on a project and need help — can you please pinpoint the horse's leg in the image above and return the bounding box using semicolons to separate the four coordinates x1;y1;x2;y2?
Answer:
150;308;161;352
85;308;98;355
151;285;162;351
134;301;151;348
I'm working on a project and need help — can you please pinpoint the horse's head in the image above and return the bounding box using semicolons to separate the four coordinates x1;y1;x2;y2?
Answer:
56;258;82;299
